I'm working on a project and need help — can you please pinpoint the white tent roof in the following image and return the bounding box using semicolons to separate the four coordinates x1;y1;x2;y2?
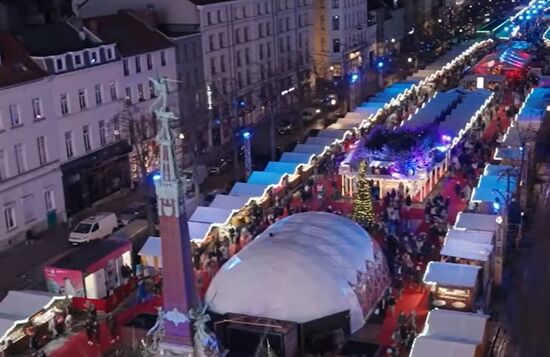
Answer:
205;212;388;333
410;335;478;357
188;221;214;241
229;182;269;198
423;309;489;345
293;144;328;155
189;206;234;224
0;290;62;342
454;212;499;233
423;262;480;287
209;194;250;210
441;239;493;262
279;152;313;164
264;161;301;175
471;174;517;203
446;228;493;246
305;136;337;146
247;171;285;186
139;236;161;257
316;129;347;139
482;164;514;176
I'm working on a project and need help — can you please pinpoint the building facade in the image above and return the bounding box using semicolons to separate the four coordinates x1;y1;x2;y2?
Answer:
16;22;132;217
0;34;65;250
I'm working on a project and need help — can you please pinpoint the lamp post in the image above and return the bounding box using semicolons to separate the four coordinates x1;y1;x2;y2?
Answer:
242;130;252;179
377;60;384;89
407;56;418;73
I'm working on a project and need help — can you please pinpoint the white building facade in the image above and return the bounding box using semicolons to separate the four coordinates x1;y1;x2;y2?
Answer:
0;36;65;250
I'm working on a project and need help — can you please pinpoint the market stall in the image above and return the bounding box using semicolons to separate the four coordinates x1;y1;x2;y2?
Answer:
44;237;133;312
139;236;162;270
263;161;303;188
445;228;494;246
0;291;69;356
189;206;235;225
229;183;270;200
410;309;489;357
209;194;251;210
423;262;481;311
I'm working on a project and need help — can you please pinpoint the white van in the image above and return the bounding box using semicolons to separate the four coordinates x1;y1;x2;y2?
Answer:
69;212;119;245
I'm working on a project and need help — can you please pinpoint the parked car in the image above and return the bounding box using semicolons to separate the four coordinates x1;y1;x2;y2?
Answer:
118;202;147;226
68;212;119;245
208;159;230;175
277;120;293;135
302;107;322;122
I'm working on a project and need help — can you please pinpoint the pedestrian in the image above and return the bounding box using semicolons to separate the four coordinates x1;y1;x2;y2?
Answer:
107;313;118;343
25;230;33;246
93;319;101;344
85;319;94;345
388;293;396;316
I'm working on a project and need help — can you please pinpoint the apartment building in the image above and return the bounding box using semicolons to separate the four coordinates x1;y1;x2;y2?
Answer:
0;33;65;249
80;0;315;148
82;12;181;174
15;21;129;217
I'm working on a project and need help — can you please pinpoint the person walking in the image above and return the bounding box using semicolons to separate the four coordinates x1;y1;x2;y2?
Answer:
107;313;118;343
388;293;396;316
85;319;94;345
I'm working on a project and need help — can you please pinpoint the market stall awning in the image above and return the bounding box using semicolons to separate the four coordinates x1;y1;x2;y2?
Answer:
454;212;499;233
493;146;522;161
441;239;493;262
421;309;489;346
423;262;481;288
0;290;64;342
209;194;251;210
264;161;301;176
445;228;493;246
482;164;515;176
316;129;348;140
410;336;478;357
516;87;550;128
292;144;329;155
471;174;518;203
305;136;338;146
188;222;215;241
139;236;161;258
462;74;506;83
247;171;285;186
229;182;270;199
279;152;314;164
189;206;234;225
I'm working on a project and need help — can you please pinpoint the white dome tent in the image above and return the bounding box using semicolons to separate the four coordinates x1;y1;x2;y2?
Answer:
205;212;389;333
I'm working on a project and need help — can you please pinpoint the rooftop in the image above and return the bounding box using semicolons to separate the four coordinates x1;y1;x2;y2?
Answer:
16;22;99;57
157;24;200;38
188;0;234;5
0;33;47;89
83;13;173;57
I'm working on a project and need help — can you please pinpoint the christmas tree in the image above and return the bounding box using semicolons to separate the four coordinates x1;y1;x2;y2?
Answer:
353;161;376;228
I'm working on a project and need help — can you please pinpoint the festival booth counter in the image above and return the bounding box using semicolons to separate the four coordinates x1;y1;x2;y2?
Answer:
44;237;133;313
423;262;481;312
0;291;69;357
410;309;489;357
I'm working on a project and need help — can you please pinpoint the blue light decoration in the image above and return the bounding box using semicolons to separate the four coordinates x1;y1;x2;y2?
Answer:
153;174;161;181
526;15;532;20
493;201;501;212
239;100;246;107
441;134;452;142
435;145;448;153
377;61;384;69
242;130;251;140
351;73;359;83
505;26;510;31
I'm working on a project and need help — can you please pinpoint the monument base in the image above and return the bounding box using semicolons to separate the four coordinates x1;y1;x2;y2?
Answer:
158;340;194;356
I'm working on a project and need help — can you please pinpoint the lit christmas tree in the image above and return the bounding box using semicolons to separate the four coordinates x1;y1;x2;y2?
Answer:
353;161;375;228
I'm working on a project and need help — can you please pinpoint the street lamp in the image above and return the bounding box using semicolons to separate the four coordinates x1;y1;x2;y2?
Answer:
242;130;252;179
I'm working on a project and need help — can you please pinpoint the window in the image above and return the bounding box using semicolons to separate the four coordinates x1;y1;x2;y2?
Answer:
235;28;241;44
332;15;340;30
236;50;242;67
113;118;120;140
218;33;224;48
106;48;114;60
32;98;43;120
65;131;73;158
149;80;156;98
0;150;7;181
245;48;250;64
321;15;325;30
14;143;26;174
207;11;213;24
123;59;129;76
9;105;20;127
138;83;145;101
220;55;226;72
110;82;117;100
146;53;153;70
83;125;91;152
78;89;87;109
4;206;15;231
22;195;34;223
333;39;341;53
99;120;107;145
279;18;284;32
267;22;271;36
210;57;216;75
55;57;66;72
259;23;264;37
160;51;167;66
209;35;215;51
286;18;291;30
135;56;142;73
90;50;99;64
60;94;69;115
45;190;55;211
259;44;264;60
0;113;3;131
332;0;339;8
125;87;132;104
94;84;103;104
217;10;222;22
37;136;47;165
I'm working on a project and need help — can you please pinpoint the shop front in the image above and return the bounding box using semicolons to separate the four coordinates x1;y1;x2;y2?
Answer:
61;141;132;216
